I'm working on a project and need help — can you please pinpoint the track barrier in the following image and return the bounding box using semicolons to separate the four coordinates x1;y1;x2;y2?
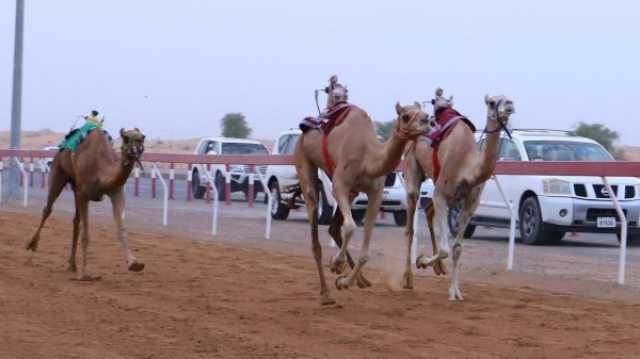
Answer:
0;149;638;284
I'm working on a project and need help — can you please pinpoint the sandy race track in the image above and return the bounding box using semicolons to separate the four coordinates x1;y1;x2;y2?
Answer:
1;209;640;359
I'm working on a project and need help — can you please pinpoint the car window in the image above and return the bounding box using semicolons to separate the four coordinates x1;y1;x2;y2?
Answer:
277;136;290;154
206;141;218;154
284;134;300;154
221;143;269;155
499;139;522;161
524;141;613;161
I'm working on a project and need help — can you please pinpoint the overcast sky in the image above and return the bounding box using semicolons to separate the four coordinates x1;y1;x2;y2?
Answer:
1;1;639;144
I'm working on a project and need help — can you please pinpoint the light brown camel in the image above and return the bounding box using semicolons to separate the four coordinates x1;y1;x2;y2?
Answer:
27;128;146;281
295;78;430;305
402;92;514;300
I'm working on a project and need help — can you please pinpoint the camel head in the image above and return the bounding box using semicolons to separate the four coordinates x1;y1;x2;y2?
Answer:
394;101;431;140
484;94;515;126
324;74;348;108
120;128;146;168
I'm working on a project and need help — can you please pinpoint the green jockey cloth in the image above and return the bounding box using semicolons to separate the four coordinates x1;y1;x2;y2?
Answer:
58;122;100;152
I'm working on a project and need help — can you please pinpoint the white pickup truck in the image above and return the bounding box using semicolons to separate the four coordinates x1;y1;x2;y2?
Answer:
433;129;640;244
191;137;269;201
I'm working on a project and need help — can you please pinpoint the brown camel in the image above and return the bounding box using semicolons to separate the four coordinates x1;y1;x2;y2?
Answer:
402;91;514;300
27;128;146;281
295;77;430;305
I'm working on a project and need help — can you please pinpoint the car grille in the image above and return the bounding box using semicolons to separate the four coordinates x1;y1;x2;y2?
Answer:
242;165;267;175
586;208;627;222
593;184;618;199
625;186;636;199
574;184;587;197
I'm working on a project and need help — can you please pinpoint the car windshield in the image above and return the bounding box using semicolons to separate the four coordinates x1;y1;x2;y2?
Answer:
221;143;268;155
523;141;613;161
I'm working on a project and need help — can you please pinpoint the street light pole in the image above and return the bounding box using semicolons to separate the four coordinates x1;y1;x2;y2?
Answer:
9;0;25;198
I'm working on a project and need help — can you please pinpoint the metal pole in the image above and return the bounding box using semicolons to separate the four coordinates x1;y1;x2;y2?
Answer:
9;0;25;198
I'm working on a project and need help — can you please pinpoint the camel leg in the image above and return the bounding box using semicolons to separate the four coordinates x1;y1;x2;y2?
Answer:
26;166;68;251
109;190;144;272
77;198;100;281
416;190;450;270
298;161;334;305
328;200;371;288
402;168;421;289
68;207;80;272
335;183;382;290
328;180;357;279
448;196;480;301
424;202;447;275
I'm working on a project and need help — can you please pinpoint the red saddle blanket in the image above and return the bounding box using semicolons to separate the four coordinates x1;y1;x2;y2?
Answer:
299;102;356;177
424;107;476;181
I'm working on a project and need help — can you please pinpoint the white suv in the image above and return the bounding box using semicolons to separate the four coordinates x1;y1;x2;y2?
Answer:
265;129;411;226
443;129;640;244
191;137;269;201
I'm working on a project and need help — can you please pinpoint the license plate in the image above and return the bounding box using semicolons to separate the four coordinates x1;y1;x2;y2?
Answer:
597;217;616;228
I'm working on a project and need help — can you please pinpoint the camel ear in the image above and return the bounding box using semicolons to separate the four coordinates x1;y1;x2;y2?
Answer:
414;101;422;109
485;94;493;105
120;128;126;138
395;102;403;115
134;127;140;132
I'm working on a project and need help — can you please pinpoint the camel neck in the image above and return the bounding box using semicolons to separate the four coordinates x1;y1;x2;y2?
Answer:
105;156;136;190
364;130;407;177
475;118;502;183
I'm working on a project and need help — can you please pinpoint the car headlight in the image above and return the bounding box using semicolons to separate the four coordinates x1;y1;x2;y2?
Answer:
543;178;572;195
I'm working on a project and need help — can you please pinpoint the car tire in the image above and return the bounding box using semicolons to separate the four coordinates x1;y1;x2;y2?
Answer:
192;170;205;199
318;187;333;225
393;211;407;226
351;209;366;226
269;181;290;220
215;172;227;202
519;196;556;245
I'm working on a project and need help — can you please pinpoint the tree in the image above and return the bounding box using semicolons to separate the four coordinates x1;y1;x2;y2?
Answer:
374;120;395;141
221;113;252;138
571;122;625;159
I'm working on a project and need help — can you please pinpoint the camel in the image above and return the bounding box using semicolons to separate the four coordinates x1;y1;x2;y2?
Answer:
295;75;430;305
27;127;146;281
402;90;514;300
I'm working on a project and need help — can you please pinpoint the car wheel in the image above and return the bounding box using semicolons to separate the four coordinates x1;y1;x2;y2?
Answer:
192;170;205;199
519;196;556;245
351;209;366;226
215;172;227;202
393;211;407;226
318;187;333;225
269;181;290;220
448;202;476;239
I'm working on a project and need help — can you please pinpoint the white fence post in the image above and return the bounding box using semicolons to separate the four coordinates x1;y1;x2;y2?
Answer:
603;176;627;285
203;168;219;236
494;175;517;270
256;171;272;240
13;157;28;207
152;164;169;226
0;161;3;204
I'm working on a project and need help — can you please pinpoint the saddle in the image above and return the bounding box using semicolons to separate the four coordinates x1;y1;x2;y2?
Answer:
59;123;113;152
422;107;476;181
299;101;356;177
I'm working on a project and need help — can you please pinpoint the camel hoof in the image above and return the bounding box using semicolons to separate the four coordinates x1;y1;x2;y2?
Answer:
449;287;464;301
433;259;448;276
416;254;430;270
329;254;347;275
335;275;350;290
25;239;38;252
356;273;372;288
128;261;145;272
67;263;77;273
320;295;336;306
73;274;102;282
402;272;414;290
